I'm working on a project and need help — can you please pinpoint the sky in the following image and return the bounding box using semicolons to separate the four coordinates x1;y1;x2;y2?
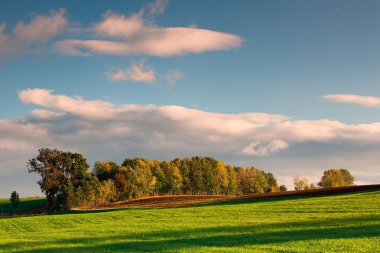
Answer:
1;0;380;197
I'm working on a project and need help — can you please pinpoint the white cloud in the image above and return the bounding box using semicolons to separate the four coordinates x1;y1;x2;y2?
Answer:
106;60;184;87
13;9;67;42
95;12;145;38
55;2;242;57
56;28;241;57
323;94;380;107
18;88;118;120
240;139;289;156
0;9;67;59
106;60;156;83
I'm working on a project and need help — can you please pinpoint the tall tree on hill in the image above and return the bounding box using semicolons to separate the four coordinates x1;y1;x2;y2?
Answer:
28;148;91;212
27;148;67;212
318;169;354;188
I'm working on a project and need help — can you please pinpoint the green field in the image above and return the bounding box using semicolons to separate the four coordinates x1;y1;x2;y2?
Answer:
0;197;47;214
0;191;379;252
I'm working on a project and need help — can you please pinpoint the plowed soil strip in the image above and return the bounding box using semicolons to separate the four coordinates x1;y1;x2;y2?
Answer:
82;184;380;210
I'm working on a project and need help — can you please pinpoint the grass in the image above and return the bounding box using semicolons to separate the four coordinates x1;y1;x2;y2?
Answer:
0;191;379;252
0;198;47;215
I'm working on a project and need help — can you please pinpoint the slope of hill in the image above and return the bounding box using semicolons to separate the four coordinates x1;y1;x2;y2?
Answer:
0;189;379;252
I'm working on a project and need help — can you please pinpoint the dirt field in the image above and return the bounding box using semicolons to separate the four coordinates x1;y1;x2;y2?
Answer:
84;184;380;209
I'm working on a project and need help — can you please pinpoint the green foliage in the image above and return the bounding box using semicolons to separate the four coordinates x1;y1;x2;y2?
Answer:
241;167;269;194
318;169;355;188
93;161;120;181
97;179;117;206
0;191;379;252
161;161;183;194
279;185;287;192
27;148;67;212
226;165;238;195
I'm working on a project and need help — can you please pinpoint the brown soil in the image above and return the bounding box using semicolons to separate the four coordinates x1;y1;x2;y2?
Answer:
85;184;380;210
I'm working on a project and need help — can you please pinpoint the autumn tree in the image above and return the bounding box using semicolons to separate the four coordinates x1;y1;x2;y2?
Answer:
264;172;279;192
151;161;167;195
226;165;237;195
161;161;183;194
242;167;268;194
318;169;354;188
121;157;156;198
113;167;130;200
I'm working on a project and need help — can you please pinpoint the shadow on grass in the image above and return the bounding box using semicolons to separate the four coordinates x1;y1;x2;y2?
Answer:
4;215;380;252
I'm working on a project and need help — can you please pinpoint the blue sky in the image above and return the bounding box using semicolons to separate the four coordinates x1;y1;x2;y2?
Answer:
1;0;380;196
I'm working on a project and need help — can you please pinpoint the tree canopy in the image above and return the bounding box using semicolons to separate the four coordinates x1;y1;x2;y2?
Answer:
318;169;355;188
27;148;356;212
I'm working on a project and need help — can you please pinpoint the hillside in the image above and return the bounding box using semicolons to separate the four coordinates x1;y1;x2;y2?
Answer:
0;189;379;252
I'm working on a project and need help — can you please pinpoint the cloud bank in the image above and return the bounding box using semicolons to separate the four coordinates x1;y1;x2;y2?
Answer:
2;88;380;195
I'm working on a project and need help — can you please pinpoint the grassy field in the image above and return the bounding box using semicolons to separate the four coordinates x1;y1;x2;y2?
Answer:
0;198;47;215
0;190;379;252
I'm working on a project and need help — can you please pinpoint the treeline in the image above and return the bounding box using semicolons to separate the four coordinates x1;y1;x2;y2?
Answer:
27;148;281;212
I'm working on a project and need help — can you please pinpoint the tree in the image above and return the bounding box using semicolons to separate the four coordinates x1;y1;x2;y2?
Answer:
10;191;20;214
28;148;91;212
113;168;130;200
93;161;119;181
97;179;117;206
151;162;167;195
264;172;279;192
226;165;237;195
318;169;354;188
242;167;268;194
120;157;156;198
188;157;204;194
293;176;309;191
279;185;287;192
161;161;183;194
27;148;67;212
